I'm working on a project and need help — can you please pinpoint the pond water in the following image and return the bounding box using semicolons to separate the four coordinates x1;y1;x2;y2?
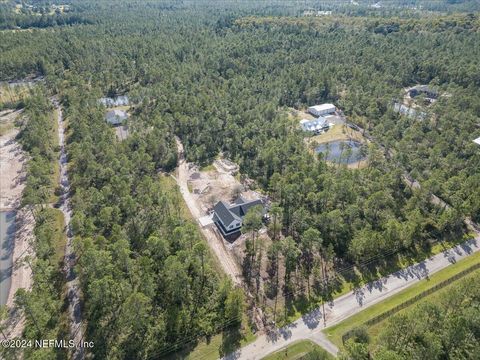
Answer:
0;211;15;305
315;140;366;164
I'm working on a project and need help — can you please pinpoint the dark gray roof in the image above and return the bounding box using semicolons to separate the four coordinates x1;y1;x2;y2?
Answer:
229;199;263;218
213;201;240;226
213;198;263;226
234;197;246;205
410;85;438;97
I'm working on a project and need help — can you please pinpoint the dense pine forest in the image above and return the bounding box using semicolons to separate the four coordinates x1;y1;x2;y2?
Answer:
0;0;479;359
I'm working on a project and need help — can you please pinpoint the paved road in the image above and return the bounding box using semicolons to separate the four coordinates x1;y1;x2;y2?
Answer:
225;235;480;360
55;102;85;360
173;138;243;285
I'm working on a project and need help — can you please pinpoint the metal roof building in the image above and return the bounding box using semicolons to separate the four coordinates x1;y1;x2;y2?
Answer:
100;96;129;107
308;104;336;117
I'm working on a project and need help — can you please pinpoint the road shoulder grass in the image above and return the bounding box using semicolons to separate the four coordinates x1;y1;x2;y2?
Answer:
275;234;470;328
323;249;480;349
261;340;334;360
367;268;480;347
166;313;256;360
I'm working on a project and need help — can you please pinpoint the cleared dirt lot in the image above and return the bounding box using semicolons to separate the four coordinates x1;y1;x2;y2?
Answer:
174;140;251;284
187;160;263;215
0;110;26;210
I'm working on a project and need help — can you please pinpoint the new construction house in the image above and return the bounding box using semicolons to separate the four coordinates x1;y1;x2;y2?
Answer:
212;197;263;238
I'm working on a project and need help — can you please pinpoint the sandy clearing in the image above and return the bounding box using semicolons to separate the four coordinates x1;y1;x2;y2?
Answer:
0;128;26;210
0;112;34;339
4;207;34;338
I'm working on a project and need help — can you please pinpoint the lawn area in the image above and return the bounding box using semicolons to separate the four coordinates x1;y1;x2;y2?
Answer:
110;105;131;112
306;124;364;145
286;107;316;121
323;249;480;349
262;340;334;360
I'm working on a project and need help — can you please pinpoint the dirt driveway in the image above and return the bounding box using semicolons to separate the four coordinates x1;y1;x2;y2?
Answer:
173;138;243;285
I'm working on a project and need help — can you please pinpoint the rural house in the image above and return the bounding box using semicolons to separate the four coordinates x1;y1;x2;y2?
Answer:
408;85;438;100
212;197;263;238
300;117;329;133
105;109;128;125
308;104;336;117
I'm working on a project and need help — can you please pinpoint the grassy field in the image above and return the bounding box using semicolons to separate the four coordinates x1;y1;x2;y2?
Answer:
323;249;480;348
306;124;364;145
287;107;316;121
262;340;334;360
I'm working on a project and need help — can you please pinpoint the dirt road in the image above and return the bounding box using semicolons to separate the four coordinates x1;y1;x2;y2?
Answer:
55;102;85;360
226;235;480;359
173;138;243;285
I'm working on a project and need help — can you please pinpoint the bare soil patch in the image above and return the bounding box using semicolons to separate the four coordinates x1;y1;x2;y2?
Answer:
187;160;263;214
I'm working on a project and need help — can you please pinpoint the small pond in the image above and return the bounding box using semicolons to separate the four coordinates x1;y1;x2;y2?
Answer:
315;140;366;164
0;211;15;305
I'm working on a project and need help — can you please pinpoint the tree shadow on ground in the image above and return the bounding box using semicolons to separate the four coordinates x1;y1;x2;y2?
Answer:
219;325;242;359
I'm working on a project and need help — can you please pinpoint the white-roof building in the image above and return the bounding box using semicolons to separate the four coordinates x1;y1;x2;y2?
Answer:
393;103;426;120
308;104;336;117
474;137;480;145
106;109;128;125
300;117;329;133
100;96;129;108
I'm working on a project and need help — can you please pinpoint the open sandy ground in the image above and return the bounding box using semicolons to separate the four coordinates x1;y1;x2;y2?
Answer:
0;113;34;339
